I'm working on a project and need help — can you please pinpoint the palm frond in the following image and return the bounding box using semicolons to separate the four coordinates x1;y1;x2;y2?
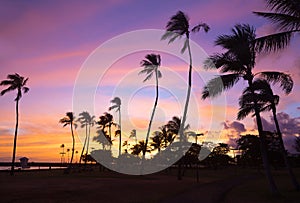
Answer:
255;29;293;53
265;0;300;17
143;72;153;82
181;39;188;54
202;74;240;99
22;87;29;93
254;12;300;31
191;23;210;33
258;71;293;94
0;86;16;96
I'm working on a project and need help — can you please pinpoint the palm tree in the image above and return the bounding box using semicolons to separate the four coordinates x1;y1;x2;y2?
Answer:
201;24;293;195
59;112;77;165
165;116;190;142
139;53;162;159
0;73;29;176
104;112;115;143
129;129;138;144
130;141;150;156
109;97;122;156
238;79;299;190
162;11;209;143
77;111;95;164
95;114;112;150
150;131;164;153
254;0;300;52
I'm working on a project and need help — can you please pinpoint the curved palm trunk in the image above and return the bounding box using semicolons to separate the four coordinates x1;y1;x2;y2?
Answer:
272;105;300;191
143;69;159;159
79;125;88;164
10;99;19;176
70;123;75;165
118;109;122;157
249;81;279;195
178;38;192;180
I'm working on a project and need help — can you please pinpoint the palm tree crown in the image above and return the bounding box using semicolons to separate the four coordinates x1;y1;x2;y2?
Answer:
254;0;300;52
0;73;29;100
139;53;162;82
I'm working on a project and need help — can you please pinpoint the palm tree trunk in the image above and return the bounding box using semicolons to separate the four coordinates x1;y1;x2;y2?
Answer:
272;106;300;191
178;38;192;180
143;69;159;159
86;124;91;155
70;123;75;165
10;99;19;176
79;125;88;164
119;110;122;157
249;81;279;195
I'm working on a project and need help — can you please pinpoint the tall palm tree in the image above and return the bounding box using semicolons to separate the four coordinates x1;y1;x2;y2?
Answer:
165;116;190;142
0;73;29;176
238;79;299;190
77;111;95;164
109;97;122;156
162;11;209;143
59;112;77;165
139;53;162;159
201;24;293;195
254;0;300;52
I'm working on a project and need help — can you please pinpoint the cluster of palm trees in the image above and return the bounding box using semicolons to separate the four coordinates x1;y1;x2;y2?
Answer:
1;0;299;194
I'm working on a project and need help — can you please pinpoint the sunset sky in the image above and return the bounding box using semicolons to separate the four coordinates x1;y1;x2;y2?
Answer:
0;0;299;162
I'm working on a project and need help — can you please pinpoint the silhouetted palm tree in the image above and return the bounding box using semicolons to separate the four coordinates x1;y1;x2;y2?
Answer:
95;114;112;150
0;73;29;176
254;0;300;52
238;79;299;190
109;97;122;156
162;11;209;143
150;131;164;152
129;129;138;144
165;116;190;142
202;24;293;195
104;112;115;142
130;140;150;156
60;112;77;164
139;53;162;159
77;111;95;164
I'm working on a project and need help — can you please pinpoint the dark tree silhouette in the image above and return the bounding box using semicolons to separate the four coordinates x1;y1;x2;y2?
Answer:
238;79;299;190
150;131;164;153
94;113;113;150
162;11;209;180
0;73;29;176
162;11;209;143
129;129;138;144
59;112;77;165
202;24;293;195
139;53;162;159
130;140;150;156
109;97;122;156
77;111;95;164
254;0;300;52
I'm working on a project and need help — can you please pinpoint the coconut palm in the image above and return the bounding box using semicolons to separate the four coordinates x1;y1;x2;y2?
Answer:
109;97;122;156
202;24;293;195
59;112;77;165
77;111;95;164
165;116;190;142
150;131;164;153
162;11;209;143
238;79;299;190
95;113;113;150
254;0;300;52
130;140;150;156
0;73;29;176
139;53;162;159
129;129;138;144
